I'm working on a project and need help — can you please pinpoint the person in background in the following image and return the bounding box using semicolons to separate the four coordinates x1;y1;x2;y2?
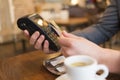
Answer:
23;0;120;74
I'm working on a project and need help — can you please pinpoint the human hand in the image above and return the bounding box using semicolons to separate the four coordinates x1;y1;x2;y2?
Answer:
23;30;55;53
58;31;103;59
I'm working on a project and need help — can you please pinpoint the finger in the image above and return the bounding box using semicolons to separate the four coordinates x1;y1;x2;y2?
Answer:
34;35;45;50
58;37;72;47
23;30;30;38
43;40;50;53
62;31;78;38
30;31;40;45
61;47;69;57
61;47;78;57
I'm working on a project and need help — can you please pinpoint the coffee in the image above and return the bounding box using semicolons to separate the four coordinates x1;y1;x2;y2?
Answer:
71;62;90;67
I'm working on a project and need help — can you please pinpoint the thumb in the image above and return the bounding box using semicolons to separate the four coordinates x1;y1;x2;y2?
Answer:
62;31;78;38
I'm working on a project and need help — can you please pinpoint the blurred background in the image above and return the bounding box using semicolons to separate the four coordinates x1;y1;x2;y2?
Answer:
0;0;119;59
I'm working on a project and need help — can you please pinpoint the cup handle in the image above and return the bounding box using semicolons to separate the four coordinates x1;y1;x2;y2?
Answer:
96;64;109;79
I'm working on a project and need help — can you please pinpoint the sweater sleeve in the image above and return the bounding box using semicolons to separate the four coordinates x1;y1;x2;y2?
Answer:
72;0;120;44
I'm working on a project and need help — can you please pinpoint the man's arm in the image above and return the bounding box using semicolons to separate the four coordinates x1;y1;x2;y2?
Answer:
100;48;120;74
59;31;120;74
72;0;120;44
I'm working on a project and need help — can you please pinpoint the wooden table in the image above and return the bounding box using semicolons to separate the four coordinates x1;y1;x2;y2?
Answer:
0;50;119;80
54;17;89;32
54;17;89;26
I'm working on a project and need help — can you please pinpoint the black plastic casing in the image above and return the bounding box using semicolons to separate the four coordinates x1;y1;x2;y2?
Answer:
17;14;61;51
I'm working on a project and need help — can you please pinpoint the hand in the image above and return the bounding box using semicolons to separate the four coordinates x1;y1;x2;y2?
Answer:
58;31;103;59
23;30;55;53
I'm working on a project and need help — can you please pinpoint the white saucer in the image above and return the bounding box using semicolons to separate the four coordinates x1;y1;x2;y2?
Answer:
55;74;106;80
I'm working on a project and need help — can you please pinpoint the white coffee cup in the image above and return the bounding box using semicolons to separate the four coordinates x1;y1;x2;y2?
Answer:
64;55;109;80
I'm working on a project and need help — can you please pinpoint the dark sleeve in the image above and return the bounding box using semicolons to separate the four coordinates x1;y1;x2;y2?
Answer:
72;0;120;44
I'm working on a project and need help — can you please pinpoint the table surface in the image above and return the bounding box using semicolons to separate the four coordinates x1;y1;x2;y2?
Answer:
0;50;119;80
54;17;89;26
